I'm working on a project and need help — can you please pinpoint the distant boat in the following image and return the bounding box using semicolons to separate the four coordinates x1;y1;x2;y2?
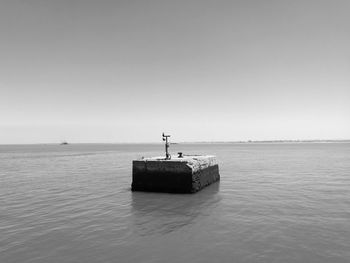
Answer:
60;141;69;145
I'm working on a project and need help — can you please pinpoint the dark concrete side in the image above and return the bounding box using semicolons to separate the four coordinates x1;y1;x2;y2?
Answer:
191;164;220;193
132;160;193;193
131;160;220;193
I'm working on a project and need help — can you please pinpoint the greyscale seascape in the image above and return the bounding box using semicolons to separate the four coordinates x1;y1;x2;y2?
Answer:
1;0;350;262
1;142;349;263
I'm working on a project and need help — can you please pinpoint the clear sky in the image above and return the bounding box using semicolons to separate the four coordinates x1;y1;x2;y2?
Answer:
0;0;349;143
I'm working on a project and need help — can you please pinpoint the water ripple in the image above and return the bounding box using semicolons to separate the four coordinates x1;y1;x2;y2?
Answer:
1;143;350;263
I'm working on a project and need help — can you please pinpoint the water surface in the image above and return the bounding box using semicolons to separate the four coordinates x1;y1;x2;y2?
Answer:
1;143;349;263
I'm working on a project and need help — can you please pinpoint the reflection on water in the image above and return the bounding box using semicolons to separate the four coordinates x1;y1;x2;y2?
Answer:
131;183;221;235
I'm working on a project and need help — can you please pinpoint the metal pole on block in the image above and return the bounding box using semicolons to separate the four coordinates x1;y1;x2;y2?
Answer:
162;133;171;159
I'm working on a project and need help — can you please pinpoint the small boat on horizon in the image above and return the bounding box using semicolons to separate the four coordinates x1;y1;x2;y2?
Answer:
60;141;69;145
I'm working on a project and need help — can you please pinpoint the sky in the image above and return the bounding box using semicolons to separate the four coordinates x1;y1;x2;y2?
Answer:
0;0;349;143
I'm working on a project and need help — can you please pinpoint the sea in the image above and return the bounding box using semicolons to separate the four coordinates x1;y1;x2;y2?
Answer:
0;143;349;263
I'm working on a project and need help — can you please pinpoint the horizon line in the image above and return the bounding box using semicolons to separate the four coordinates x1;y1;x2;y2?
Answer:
1;139;350;146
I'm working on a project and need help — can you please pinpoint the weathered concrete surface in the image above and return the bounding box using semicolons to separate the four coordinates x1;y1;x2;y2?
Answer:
132;155;220;193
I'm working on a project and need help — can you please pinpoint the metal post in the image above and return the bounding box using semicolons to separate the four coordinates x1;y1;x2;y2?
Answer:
162;133;171;159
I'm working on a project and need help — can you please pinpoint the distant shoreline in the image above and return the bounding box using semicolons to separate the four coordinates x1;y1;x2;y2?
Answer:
0;140;350;146
176;140;350;144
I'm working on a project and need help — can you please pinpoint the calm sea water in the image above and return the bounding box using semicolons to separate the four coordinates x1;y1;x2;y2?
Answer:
0;143;349;263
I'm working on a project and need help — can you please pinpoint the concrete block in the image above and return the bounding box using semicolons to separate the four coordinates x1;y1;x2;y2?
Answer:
131;155;220;193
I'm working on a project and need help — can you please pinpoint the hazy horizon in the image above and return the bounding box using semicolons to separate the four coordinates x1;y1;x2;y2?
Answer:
1;0;349;144
1;139;349;146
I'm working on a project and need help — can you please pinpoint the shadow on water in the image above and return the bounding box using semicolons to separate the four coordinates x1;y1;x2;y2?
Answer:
130;182;221;236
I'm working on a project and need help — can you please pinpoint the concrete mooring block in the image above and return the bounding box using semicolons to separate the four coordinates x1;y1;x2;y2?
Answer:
132;155;220;193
